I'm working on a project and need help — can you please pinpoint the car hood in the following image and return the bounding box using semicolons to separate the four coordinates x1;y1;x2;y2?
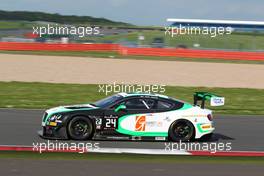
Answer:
46;104;98;114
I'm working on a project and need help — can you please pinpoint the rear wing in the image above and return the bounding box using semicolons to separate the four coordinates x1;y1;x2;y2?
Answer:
194;92;225;109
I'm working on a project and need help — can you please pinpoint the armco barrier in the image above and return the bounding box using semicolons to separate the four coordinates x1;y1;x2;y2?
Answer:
0;42;264;61
118;46;264;61
0;42;119;51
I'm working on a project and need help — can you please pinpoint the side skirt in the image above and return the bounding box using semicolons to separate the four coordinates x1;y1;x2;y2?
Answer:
92;134;168;142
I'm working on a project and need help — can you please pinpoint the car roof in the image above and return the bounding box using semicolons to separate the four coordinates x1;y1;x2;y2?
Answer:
116;92;189;105
117;92;169;99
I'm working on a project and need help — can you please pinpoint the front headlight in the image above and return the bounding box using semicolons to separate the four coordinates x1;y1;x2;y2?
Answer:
45;114;64;127
48;114;63;122
49;114;62;121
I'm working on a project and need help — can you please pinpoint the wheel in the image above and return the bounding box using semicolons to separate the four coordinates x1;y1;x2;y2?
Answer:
67;116;93;140
169;120;194;142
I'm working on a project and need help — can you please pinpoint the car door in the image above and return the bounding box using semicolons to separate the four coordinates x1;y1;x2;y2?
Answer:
114;98;175;136
102;98;156;134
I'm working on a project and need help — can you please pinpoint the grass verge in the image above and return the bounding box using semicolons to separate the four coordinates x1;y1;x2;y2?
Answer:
0;82;263;115
0;151;263;164
0;50;263;65
91;31;264;51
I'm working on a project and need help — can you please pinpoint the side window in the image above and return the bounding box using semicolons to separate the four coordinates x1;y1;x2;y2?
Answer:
156;100;173;110
143;98;156;109
173;100;184;109
124;98;148;109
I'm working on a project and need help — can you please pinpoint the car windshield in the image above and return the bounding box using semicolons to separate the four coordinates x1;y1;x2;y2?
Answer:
93;94;123;108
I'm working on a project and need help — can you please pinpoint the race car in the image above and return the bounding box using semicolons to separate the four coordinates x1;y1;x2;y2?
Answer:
38;92;224;142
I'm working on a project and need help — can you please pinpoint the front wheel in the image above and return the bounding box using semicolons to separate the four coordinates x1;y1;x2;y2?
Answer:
67;116;93;140
169;120;194;142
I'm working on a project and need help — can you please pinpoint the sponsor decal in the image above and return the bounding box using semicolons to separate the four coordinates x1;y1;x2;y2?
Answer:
201;124;212;129
210;97;225;106
146;121;163;127
155;137;166;141
157;121;163;127
106;136;129;140
49;122;57;126
95;118;102;129
131;136;142;140
164;116;171;122
197;123;214;133
95;118;102;125
104;115;118;119
135;115;146;131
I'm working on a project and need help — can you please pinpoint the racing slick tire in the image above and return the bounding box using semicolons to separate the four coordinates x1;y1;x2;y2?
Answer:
67;116;93;140
169;120;195;142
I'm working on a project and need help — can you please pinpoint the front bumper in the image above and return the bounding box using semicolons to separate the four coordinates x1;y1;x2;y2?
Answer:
38;126;68;140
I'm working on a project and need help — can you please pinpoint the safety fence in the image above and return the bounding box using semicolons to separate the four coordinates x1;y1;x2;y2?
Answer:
0;42;263;61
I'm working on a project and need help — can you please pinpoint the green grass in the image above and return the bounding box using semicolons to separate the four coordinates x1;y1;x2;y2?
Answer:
1;50;263;65
84;31;264;51
0;151;263;164
0;82;263;115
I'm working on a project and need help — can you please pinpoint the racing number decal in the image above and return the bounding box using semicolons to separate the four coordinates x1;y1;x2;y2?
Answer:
135;115;146;131
103;116;118;129
106;118;117;128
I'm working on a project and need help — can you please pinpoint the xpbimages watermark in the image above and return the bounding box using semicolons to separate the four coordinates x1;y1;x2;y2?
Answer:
165;24;232;38
32;24;100;38
164;141;232;153
98;82;166;95
32;140;100;153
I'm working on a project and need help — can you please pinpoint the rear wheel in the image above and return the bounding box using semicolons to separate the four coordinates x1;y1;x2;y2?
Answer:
169;120;194;142
67;116;93;140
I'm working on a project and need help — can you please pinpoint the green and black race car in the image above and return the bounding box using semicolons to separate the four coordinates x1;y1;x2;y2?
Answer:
39;92;224;142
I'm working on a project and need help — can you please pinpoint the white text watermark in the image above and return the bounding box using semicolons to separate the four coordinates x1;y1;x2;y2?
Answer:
165;24;232;38
32;24;100;38
32;140;100;153
98;82;166;95
164;141;232;153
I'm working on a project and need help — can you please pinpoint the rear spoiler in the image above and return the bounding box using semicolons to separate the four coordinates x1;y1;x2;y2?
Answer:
194;92;225;109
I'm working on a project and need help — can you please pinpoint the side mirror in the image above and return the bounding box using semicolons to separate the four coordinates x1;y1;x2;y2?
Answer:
115;104;127;112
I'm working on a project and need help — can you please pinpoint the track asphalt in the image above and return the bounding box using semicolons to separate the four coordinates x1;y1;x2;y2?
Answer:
0;158;263;176
0;109;263;152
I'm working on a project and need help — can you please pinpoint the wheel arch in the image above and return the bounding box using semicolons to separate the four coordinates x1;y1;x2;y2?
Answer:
66;114;95;140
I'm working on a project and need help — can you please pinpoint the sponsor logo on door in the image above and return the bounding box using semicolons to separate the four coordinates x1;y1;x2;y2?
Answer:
135;115;146;131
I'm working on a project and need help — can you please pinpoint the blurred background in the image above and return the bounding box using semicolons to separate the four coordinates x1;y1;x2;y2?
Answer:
0;10;263;51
